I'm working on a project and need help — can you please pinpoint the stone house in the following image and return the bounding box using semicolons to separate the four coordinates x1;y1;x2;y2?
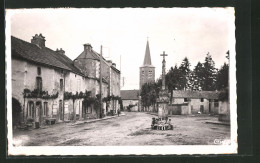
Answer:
120;90;139;112
74;44;121;115
168;90;219;115
11;34;120;127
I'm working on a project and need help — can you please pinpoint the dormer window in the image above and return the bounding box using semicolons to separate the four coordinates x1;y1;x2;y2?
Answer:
37;67;41;75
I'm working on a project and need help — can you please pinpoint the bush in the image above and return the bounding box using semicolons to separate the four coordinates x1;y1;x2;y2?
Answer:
107;110;115;116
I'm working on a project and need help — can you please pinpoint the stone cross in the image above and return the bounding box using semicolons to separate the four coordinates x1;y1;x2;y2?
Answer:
160;51;168;90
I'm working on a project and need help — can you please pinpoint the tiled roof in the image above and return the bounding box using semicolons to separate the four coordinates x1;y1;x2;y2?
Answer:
75;48;121;74
11;36;85;76
11;36;72;71
76;50;99;60
52;50;83;75
121;90;139;100
172;90;219;99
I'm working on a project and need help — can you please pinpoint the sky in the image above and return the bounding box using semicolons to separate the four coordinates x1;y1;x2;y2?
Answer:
8;8;235;90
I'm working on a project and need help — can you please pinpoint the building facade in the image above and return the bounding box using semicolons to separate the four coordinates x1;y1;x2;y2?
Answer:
168;90;219;115
138;41;155;111
11;34;120;127
120;90;139;112
139;41;155;90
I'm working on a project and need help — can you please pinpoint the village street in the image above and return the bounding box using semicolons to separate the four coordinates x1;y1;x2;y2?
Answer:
13;112;230;146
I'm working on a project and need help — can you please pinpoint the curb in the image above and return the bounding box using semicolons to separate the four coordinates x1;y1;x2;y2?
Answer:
205;121;230;126
72;114;126;126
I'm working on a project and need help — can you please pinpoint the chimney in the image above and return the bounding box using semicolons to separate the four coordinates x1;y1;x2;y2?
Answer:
56;48;65;55
112;63;116;67
31;33;46;48
107;60;113;66
83;43;92;51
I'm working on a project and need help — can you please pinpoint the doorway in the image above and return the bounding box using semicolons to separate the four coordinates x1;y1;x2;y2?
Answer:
12;98;21;127
200;105;204;113
36;101;42;124
59;100;63;121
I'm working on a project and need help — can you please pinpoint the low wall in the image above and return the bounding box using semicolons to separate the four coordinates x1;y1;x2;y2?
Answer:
168;103;189;115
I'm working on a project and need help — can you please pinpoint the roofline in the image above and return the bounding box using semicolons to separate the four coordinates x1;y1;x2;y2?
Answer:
12;54;110;82
172;97;218;99
111;66;120;74
121;98;139;100
12;53;71;71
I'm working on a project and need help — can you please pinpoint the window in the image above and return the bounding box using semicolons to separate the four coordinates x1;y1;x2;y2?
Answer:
28;101;34;118
37;67;41;75
200;98;204;102
184;98;188;102
60;79;63;91
36;77;42;91
43;102;48;116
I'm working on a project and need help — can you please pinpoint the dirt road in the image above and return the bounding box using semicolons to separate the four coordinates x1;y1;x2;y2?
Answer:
13;112;230;146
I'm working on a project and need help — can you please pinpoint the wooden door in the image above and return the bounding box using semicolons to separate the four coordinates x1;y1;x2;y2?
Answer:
200;105;204;113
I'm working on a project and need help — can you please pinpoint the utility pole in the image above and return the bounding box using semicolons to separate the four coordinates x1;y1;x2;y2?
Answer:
100;45;103;118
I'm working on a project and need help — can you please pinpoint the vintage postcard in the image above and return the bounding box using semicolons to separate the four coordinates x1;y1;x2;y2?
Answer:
6;8;237;155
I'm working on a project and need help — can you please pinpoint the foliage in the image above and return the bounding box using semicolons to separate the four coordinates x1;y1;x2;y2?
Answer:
107;110;115;116
165;65;183;103
102;95;121;102
201;53;217;91
64;90;92;101
190;53;217;91
140;82;160;109
218;87;229;101
179;57;192;90
127;104;136;112
216;63;229;91
191;62;204;91
23;88;58;99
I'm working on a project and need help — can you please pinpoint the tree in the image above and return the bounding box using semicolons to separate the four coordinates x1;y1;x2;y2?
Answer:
179;57;191;90
140;82;159;112
165;65;183;104
191;62;204;91
216;63;229;90
201;53;217;91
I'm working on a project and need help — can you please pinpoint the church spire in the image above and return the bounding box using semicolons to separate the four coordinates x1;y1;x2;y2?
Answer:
143;40;152;66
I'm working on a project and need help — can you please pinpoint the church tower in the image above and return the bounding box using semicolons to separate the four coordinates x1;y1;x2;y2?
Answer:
139;40;155;90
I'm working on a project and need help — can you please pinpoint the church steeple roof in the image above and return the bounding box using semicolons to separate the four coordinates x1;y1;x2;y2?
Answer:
143;40;152;66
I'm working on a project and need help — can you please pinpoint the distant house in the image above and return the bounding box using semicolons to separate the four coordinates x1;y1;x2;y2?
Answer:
121;90;139;111
74;43;121;115
169;90;219;115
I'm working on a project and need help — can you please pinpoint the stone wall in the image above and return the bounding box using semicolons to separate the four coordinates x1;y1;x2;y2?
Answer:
74;59;97;78
139;66;155;89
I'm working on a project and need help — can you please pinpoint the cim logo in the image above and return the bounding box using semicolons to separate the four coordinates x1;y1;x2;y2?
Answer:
214;139;231;145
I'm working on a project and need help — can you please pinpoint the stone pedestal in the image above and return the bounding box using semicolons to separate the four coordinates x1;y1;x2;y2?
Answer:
157;89;169;119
